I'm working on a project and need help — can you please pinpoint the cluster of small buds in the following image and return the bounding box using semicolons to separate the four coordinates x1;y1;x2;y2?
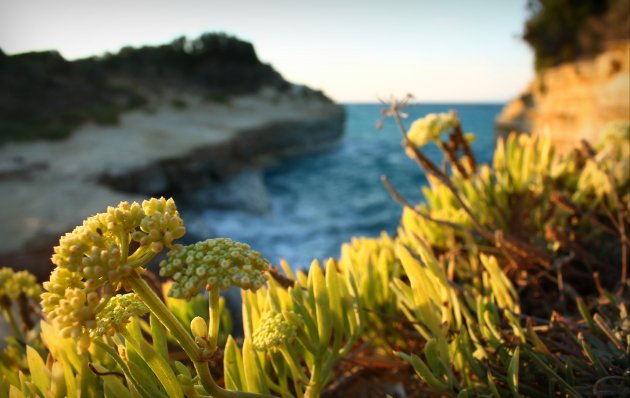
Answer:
252;311;302;352
43;286;98;351
41;268;84;313
41;268;101;350
132;198;186;254
160;238;270;299
51;198;185;292
91;293;148;337
0;267;41;307
406;112;458;148
42;197;185;350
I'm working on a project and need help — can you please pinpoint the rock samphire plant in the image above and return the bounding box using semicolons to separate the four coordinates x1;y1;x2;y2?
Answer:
377;98;629;396
33;198;274;397
1;102;628;397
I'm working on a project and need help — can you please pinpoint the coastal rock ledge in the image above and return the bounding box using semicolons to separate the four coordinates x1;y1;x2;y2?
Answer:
496;40;629;151
0;92;345;279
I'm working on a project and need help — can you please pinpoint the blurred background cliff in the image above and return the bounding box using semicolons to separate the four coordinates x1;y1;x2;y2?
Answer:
497;0;630;149
0;0;628;279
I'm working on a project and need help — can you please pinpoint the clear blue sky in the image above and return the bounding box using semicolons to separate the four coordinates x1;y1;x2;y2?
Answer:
0;0;534;103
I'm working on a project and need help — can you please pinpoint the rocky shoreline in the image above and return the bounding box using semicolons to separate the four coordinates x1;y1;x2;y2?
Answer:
496;40;629;151
0;92;345;280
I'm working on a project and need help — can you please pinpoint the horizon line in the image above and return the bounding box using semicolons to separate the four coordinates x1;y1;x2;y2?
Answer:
339;100;507;105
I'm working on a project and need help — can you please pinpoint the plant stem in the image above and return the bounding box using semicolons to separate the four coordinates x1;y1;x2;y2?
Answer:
193;361;275;398
125;271;199;360
303;359;322;398
208;287;220;352
278;347;307;397
390;100;551;268
94;339;152;398
453;121;477;172
2;307;23;341
126;271;273;398
80;352;91;398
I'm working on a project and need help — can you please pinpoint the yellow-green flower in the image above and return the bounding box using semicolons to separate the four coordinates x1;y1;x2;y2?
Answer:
0;267;41;302
51;198;185;290
160;238;270;298
42;197;185;350
91;293;148;337
406;112;458;148
252;311;302;352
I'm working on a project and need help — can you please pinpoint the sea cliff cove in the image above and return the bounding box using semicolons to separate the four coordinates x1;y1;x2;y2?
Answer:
0;2;628;397
0;34;345;278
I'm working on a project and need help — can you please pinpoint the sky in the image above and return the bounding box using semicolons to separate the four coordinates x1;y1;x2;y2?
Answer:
0;0;534;103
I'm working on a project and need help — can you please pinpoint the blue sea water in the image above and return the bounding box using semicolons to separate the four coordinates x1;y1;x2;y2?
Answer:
187;103;503;269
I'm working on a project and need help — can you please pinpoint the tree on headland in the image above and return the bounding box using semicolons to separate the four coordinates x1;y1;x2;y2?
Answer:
523;0;630;70
0;33;291;145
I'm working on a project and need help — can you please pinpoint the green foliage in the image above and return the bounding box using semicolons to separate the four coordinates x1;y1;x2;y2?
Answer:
171;98;189;109
382;103;629;396
203;90;231;104
523;0;629;70
228;259;363;398
1;108;628;397
0;32;287;145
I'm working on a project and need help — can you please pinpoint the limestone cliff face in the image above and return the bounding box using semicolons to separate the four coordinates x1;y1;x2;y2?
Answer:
496;40;629;151
0;92;344;279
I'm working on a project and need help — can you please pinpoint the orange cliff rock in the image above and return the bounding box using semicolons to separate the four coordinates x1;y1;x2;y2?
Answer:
496;40;629;151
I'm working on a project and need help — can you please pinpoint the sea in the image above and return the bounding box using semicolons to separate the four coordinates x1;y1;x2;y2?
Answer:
186;103;503;269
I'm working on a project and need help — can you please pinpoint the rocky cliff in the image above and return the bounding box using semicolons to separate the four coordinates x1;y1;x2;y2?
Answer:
0;91;345;280
496;40;629;151
0;33;346;279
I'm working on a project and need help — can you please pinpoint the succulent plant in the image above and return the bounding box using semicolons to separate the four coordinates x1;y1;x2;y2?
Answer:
40;198;185;351
2;106;628;398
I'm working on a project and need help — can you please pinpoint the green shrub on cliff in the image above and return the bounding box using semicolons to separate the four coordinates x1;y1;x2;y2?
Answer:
0;33;290;145
524;0;630;70
0;108;628;397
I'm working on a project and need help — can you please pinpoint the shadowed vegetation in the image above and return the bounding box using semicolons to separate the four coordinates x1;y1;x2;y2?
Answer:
0;33;292;145
523;0;630;70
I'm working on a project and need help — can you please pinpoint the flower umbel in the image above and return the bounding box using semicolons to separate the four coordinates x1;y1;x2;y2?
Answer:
0;267;41;307
406;112;458;148
160;238;270;298
252;311;302;352
91;293;148;337
41;197;185;350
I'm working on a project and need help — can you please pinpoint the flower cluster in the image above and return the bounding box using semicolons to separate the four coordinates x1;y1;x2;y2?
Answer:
252;311;302;352
406;112;458;148
160;238;270;298
0;267;41;307
51;198;185;290
42;284;98;350
41;197;185;350
91;294;148;337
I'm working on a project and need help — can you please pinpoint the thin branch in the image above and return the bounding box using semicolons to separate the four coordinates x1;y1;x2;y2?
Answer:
381;175;470;232
437;141;468;177
267;266;294;289
89;362;125;379
579;139;628;294
593;314;624;350
453;119;477;172
593;376;630;396
387;99;552;268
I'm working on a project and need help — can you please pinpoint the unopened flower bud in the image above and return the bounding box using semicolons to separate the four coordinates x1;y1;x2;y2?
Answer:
190;316;208;340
